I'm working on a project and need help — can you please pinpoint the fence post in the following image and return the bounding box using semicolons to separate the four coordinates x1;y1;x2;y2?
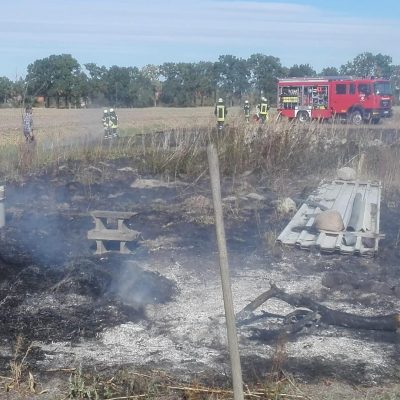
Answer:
207;143;244;400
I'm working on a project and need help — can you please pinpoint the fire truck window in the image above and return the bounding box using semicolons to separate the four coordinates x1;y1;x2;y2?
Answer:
335;84;346;95
374;82;392;96
358;84;371;95
349;84;356;94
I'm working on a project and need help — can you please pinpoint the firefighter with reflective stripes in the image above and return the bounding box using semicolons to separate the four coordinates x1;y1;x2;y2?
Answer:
102;109;111;139
109;108;119;137
243;100;251;122
214;98;227;130
257;97;270;123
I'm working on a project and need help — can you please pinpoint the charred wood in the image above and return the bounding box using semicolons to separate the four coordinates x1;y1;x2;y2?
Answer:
237;283;400;332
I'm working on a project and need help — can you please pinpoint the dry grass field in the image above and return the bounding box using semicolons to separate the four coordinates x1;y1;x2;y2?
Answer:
1;105;398;144
1;106;399;191
0;107;217;147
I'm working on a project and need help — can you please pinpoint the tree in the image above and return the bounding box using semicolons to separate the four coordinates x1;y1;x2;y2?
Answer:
390;64;400;104
320;67;339;76
247;54;285;104
26;54;83;107
288;64;316;77
103;66;153;108
194;61;216;106
71;72;89;108
0;77;13;104
141;64;161;106
127;68;154;107
215;55;250;105
105;66;132;107
159;62;183;106
84;63;108;106
340;52;392;78
11;78;26;106
159;62;199;106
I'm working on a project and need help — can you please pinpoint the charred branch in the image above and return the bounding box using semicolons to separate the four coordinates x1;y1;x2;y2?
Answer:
237;283;400;333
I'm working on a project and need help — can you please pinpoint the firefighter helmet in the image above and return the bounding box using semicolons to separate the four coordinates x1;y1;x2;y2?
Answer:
245;100;249;104
218;98;223;103
109;108;114;112
103;109;108;113
261;97;267;102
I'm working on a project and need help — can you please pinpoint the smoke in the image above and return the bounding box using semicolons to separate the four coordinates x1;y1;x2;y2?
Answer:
108;259;177;307
0;177;93;266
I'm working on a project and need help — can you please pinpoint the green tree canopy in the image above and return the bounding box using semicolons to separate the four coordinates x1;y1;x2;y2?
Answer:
340;52;392;78
0;77;13;103
10;51;399;108
288;63;316;77
215;55;250;105
247;54;284;102
320;66;339;76
26;54;83;107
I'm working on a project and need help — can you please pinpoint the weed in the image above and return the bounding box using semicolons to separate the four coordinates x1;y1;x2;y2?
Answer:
265;230;278;249
4;336;34;394
68;365;99;399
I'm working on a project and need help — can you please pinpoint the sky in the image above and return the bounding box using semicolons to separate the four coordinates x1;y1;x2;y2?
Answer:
1;0;400;80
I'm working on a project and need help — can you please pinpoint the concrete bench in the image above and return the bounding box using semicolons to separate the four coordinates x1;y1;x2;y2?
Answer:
87;210;140;254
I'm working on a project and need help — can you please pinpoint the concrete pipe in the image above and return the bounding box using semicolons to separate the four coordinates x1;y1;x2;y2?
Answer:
347;193;365;232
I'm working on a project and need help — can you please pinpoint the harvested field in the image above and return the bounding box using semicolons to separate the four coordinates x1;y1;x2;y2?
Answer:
0;107;216;147
0;107;400;399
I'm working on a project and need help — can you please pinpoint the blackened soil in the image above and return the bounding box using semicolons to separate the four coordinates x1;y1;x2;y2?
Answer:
0;158;400;385
0;256;176;346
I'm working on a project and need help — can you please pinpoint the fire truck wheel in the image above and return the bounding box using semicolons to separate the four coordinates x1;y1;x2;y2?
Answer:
349;110;363;125
297;111;310;123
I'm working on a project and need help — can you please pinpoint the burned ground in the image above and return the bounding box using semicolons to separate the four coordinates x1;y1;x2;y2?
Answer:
0;155;400;396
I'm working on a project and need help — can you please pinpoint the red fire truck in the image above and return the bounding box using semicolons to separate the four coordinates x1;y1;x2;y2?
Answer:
277;76;393;124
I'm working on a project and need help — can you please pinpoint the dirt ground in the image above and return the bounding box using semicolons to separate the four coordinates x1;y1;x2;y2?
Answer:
0;149;400;398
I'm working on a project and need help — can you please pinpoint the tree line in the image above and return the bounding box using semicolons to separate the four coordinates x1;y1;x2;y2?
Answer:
0;52;399;108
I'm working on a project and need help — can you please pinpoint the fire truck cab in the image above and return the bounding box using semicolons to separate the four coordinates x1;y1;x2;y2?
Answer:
277;76;393;124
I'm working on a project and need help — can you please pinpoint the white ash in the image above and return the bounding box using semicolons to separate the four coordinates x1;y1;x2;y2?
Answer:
37;256;399;382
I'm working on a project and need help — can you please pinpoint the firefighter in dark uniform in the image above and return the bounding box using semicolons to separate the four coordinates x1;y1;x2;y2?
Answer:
109;108;119;137
257;97;270;123
243;100;251;122
214;98;227;130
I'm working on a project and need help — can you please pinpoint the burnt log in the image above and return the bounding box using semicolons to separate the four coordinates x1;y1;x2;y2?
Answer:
237;283;400;332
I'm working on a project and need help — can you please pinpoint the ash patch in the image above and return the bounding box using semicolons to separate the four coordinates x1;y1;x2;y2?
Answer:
0;256;176;347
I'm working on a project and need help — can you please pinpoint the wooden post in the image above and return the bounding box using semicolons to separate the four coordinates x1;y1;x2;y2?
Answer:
207;144;244;400
0;186;5;229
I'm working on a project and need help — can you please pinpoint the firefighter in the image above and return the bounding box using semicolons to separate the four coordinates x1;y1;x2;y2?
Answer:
214;98;227;130
257;97;270;123
243;100;251;122
102;109;111;139
109;108;119;137
22;106;34;142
